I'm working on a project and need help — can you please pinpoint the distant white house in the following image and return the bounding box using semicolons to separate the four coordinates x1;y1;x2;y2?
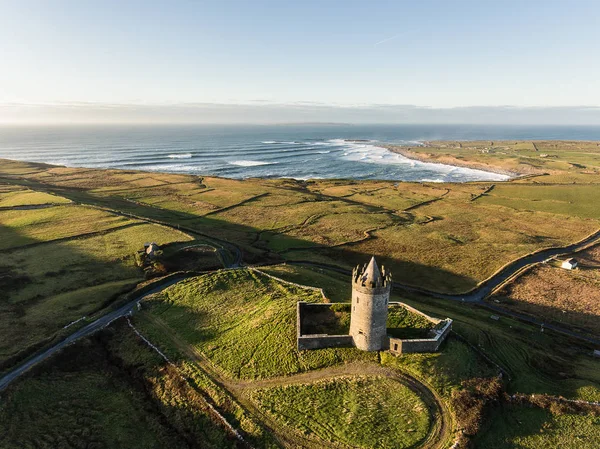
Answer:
561;258;578;270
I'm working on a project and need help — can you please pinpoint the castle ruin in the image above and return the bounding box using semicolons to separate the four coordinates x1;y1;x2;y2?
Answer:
350;257;391;351
297;256;453;354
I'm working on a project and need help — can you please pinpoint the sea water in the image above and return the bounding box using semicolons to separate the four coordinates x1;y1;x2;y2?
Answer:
1;124;600;182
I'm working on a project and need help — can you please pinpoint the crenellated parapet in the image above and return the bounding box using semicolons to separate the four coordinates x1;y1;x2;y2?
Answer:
352;258;392;295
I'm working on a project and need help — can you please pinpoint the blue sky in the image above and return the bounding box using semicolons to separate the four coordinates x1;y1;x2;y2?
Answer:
1;0;599;123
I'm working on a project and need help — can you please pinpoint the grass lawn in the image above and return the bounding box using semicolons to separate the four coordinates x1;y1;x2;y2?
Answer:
0;323;240;449
251;376;430;449
475;405;600;449
137;269;377;379
0;205;136;250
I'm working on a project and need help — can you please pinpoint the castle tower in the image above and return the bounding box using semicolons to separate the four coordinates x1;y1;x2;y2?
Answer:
350;256;392;351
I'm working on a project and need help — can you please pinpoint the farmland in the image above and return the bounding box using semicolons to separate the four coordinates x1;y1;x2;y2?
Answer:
489;245;600;337
250;376;430;449
0;183;194;367
0;140;600;448
1;148;599;295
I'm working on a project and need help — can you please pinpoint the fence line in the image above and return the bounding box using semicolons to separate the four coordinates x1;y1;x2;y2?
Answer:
125;316;250;447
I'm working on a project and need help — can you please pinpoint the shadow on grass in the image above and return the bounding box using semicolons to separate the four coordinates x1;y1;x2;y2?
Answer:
0;323;242;449
0;222;141;370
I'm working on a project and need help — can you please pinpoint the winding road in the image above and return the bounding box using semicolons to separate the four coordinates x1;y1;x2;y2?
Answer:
2;226;599;392
285;227;600;346
0;274;191;392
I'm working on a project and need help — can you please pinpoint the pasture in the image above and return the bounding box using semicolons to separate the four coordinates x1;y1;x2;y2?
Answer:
0;200;193;365
137;269;377;380
0;323;241;449
250;376;430;449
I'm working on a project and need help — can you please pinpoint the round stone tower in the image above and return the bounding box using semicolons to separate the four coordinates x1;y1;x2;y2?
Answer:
349;256;392;351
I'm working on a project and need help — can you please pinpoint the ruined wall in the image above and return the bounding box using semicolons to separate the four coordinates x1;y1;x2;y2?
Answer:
297;335;354;350
297;302;354;350
389;319;453;354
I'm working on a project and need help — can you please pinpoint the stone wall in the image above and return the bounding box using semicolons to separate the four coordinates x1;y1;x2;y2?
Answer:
297;301;453;353
297;302;354;350
350;282;390;352
297;334;355;350
389;319;453;354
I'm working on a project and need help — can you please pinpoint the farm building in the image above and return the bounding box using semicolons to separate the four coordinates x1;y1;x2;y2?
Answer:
561;258;578;270
144;242;160;257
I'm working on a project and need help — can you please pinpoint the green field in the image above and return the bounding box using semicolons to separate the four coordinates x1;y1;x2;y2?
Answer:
2;154;599;294
1;141;600;448
0;323;241;449
0;205;137;250
475;405;600;449
0;205;193;365
137;269;377;379
0;185;71;207
251;376;430;449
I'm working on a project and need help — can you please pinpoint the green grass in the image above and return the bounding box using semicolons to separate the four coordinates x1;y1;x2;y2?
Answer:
2;156;599;295
0;186;71;207
0;223;192;364
3;223;192;304
138;269;377;379
259;264;350;302
0;279;139;361
475;405;600;449
0;205;136;250
267;264;600;403
251;375;430;449
478;184;600;219
386;305;434;339
0;323;240;449
381;338;497;398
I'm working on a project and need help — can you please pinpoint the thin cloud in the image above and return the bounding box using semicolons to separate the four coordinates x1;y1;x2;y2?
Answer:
374;33;403;46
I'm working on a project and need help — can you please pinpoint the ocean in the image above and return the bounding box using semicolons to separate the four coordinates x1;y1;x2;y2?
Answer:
1;124;600;182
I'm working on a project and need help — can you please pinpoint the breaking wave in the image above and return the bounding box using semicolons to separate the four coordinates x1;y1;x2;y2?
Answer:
229;160;276;167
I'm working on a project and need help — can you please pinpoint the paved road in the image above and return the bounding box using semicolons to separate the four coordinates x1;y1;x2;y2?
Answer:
2;223;598;391
284;229;600;345
0;274;191;392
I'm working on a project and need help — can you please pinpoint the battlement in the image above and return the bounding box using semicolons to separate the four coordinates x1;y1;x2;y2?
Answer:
352;256;392;291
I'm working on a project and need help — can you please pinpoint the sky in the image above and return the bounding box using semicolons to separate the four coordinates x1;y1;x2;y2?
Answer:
1;0;600;124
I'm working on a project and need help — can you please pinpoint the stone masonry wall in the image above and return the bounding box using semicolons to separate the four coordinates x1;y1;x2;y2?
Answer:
297;302;354;350
389;319;453;354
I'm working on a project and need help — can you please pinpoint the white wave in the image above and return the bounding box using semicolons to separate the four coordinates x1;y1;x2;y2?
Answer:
229;160;276;167
139;164;206;172
261;140;299;145
316;150;331;154
167;153;192;159
261;141;277;144
421;178;445;183
310;141;339;146
333;138;509;181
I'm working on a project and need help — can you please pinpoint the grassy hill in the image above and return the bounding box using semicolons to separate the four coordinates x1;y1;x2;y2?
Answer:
1;141;600;448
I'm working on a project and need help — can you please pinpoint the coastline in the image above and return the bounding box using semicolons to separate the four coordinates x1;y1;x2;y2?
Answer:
382;144;523;178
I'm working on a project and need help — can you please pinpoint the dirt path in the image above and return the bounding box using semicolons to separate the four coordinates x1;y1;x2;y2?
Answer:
140;312;452;449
